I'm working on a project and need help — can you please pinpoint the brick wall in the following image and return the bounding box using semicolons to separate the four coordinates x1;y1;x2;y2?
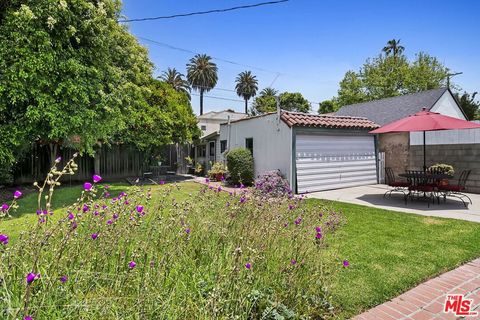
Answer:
409;144;480;193
379;132;410;177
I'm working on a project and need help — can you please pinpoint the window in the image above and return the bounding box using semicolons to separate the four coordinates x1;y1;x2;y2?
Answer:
245;138;253;154
196;145;206;157
209;141;215;157
200;125;207;131
220;140;227;153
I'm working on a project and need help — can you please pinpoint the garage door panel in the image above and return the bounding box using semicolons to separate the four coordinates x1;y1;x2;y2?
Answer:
296;134;377;193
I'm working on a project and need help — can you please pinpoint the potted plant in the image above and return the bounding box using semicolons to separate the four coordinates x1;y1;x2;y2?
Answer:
194;163;204;176
428;163;454;186
207;162;228;181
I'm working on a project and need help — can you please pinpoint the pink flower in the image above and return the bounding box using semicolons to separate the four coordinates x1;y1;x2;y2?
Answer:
290;259;297;265
24;316;33;320
67;212;75;220
315;232;323;239
128;261;136;269
26;272;40;284
185;228;191;234
93;175;102;183
91;233;98;240
245;262;252;270
84;182;92;191
343;260;350;267
1;203;9;211
136;205;144;213
0;234;8;245
13;190;22;199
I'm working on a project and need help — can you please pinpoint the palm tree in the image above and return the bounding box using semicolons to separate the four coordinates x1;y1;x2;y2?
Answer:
186;54;218;115
260;87;278;97
235;71;258;113
159;68;190;96
382;39;405;58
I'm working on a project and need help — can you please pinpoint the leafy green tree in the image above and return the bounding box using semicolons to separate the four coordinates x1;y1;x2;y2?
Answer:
454;91;480;120
0;0;153;168
159;68;191;97
235;71;258;114
334;42;450;108
318;99;339;114
186;54;218;115
382;39;405;58
251;89;310;114
279;92;310;113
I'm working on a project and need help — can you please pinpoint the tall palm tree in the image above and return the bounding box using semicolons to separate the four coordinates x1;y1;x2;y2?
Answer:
159;68;190;96
235;71;258;114
186;54;218;115
382;39;405;58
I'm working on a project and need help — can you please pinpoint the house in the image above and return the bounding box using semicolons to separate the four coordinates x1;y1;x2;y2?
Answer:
194;109;247;172
217;110;379;193
334;88;467;176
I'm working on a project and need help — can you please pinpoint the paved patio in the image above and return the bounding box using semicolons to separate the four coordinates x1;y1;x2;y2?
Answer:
309;184;480;223
353;258;480;320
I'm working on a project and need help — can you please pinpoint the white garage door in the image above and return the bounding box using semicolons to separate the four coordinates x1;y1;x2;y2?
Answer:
296;134;377;193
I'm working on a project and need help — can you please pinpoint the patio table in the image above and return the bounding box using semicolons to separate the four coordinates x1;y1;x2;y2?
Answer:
398;172;453;181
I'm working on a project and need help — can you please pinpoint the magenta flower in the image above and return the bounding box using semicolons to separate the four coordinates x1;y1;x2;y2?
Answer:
185;228;191;234
245;262;252;270
24;316;33;320
1;203;9;211
128;261;136;269
290;259;297;265
113;213;118;220
288;204;294;210
0;234;8;245
240;183;245;189
124;200;129;205
106;219;113;225
220;176;225;181
239;196;246;204
26;273;39;284
343;260;350;267
71;221;77;230
84;182;92;191
13;190;22;199
93;174;102;183
91;233;98;240
217;186;222;192
205;178;210;183
67;212;74;220
55;156;62;163
294;217;302;225
315;232;323;239
93;210;99;216
315;226;322;233
159;180;165;185
136;205;144;213
60;275;68;283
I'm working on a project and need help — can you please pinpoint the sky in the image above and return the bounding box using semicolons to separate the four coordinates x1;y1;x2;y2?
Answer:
122;0;480;115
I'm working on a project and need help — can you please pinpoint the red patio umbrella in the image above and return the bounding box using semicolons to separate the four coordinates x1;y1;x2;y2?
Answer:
369;108;480;170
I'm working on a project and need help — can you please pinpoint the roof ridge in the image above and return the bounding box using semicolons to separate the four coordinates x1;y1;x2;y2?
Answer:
281;110;371;121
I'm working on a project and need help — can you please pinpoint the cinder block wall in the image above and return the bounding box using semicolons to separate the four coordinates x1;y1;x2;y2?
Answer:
379;132;410;177
409;144;480;193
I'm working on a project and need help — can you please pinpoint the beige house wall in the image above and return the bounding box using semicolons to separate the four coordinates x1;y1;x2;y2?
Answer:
378;132;410;176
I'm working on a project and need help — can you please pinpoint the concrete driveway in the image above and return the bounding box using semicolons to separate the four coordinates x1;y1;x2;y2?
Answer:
308;184;480;223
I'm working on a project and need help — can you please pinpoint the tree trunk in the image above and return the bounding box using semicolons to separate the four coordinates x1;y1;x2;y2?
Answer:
244;98;248;114
200;89;204;115
48;143;58;167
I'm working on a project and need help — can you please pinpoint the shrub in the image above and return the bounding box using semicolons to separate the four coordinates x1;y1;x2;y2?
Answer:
254;170;291;198
0;156;345;319
207;162;227;181
226;148;254;186
429;163;454;175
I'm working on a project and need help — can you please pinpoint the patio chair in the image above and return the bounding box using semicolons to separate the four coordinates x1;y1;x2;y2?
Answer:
407;170;435;206
438;169;472;207
384;167;410;199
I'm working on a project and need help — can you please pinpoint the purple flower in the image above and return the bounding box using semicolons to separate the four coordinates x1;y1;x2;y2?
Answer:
84;182;92;191
93;210;99;216
0;234;8;245
128;261;136;269
124;200;129;205
67;212;75;220
283;222;288;228
24;316;33;320
93;174;102;183
217;186;222;192
113;213;118;220
1;203;9;211
55;156;62;163
185;228;191;234
240;183;245;189
26;272;39;284
220;176;225;181
245;262;252;270
343;260;350;267
315;226;322;233
239;196;246;204
288;204;294;210
315;232;323;239
136;205;144;213
205;178;210;183
13;190;22;199
60;275;68;283
71;221;77;230
106;219;113;225
82;204;89;212
290;259;297;265
91;233;98;240
159;180;165;185
294;217;302;225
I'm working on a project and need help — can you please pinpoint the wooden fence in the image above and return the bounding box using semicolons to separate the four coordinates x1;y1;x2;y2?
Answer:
13;144;158;184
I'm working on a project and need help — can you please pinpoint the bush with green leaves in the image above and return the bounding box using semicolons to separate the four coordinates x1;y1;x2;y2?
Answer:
0;157;346;319
207;162;227;180
226;147;254;186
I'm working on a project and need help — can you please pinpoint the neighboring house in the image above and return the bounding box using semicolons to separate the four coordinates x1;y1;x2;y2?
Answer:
335;88;467;176
218;111;379;193
194;110;247;172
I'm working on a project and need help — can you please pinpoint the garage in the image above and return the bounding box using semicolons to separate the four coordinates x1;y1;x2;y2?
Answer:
295;133;378;193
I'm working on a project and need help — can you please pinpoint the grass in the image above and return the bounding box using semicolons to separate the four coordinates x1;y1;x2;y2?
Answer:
1;182;480;319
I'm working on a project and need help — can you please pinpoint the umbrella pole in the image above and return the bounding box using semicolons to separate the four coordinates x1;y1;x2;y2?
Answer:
423;131;426;172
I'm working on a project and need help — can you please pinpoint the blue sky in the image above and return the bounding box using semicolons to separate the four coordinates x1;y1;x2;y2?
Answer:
122;0;480;115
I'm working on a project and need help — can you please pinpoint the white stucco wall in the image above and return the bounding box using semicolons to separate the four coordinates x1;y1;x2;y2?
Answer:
219;114;293;183
430;90;466;120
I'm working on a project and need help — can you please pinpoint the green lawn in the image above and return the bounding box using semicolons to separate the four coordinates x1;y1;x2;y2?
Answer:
1;182;480;319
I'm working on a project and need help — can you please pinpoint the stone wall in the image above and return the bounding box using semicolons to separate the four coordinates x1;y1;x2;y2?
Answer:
409;144;480;193
379;132;410;177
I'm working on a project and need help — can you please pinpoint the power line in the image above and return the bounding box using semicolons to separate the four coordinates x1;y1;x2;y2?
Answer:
119;0;289;22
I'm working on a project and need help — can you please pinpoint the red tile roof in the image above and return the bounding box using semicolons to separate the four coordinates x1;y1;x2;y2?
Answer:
281;111;379;130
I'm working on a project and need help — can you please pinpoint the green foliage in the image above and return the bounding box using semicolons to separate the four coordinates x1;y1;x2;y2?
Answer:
159;68;191;97
251;89;310;115
454;91;479;120
226;148;254;185
318;99;340;114
186;54;218;114
334;42;450;107
382;39;405;58
428;163;454;175
235;71;258;113
207;162;227;180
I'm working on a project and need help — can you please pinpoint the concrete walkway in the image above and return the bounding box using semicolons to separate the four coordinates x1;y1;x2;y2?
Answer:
309;184;480;223
353;258;480;319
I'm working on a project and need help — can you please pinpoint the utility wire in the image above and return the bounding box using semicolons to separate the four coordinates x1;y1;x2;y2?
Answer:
119;0;289;22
